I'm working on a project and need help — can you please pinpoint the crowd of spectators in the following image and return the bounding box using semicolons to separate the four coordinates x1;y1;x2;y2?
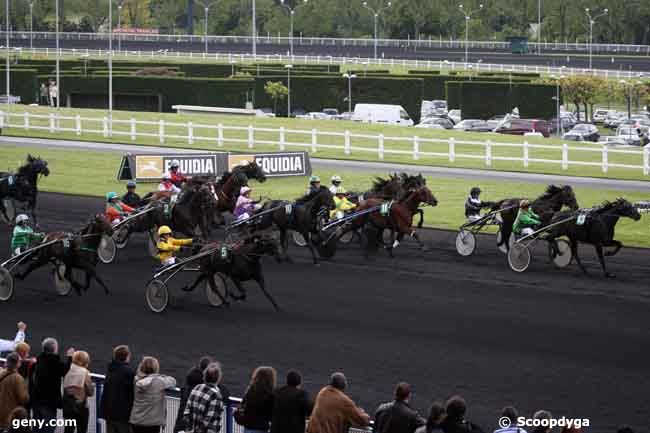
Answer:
0;322;640;433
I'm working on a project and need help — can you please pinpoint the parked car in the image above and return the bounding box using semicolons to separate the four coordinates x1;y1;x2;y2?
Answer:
616;125;649;146
416;117;454;129
592;109;611;123
298;112;330;120
548;117;575;135
255;107;276;118
339;111;354;121
599;136;630;146
494;118;550;138
568;123;600;142
604;112;625;129
291;107;308;118
448;109;462;124
562;130;588;142
322;108;339;118
353;103;414;126
453;119;485;131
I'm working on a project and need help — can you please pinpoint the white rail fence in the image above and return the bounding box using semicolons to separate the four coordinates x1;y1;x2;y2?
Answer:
1;111;649;175
4;47;646;79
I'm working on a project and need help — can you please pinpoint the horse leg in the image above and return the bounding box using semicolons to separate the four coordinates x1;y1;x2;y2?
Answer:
410;230;428;251
571;240;587;274
230;279;247;301
206;273;229;306
499;223;512;251
417;209;424;229
305;232;319;265
280;228;292;263
385;230;396;258
253;271;281;312
595;244;614;278
81;263;111;294
15;256;46;280
180;273;206;293
604;240;623;257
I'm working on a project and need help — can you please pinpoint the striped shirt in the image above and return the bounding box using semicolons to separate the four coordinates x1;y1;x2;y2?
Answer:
183;383;223;433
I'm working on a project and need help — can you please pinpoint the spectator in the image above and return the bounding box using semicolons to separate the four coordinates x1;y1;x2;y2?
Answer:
62;351;94;433
0;322;27;354
415;402;446;433
617;427;635;433
14;343;35;382
121;182;141;208
182;363;223;433
8;407;31;433
270;370;312;433
239;366;276;433
48;80;58;107
99;345;135;433
493;407;525;433
307;372;370;433
39;83;49;106
440;396;484;433
29;338;74;433
530;411;551;433
0;353;29;431
374;382;425;433
129;356;176;433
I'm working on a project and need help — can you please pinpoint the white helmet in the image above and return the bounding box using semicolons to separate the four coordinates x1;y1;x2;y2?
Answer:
331;175;342;183
15;214;29;224
240;186;251;195
162;173;171;180
170;160;180;169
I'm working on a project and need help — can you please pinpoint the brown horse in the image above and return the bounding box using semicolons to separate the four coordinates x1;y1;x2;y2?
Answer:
16;214;114;294
340;185;438;256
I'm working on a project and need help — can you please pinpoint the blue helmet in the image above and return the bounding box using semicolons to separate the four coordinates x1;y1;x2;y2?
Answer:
127;181;137;188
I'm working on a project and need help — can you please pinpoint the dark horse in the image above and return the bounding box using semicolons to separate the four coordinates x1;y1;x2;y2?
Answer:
170;182;220;239
255;186;336;264
341;185;438;256
0;155;50;224
179;235;282;310
359;172;427;228
16;214;114;294
545;199;641;277
494;185;579;252
213;161;267;215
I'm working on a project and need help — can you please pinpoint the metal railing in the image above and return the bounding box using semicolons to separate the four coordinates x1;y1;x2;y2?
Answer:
3;47;647;78
4;31;650;55
1;111;649;176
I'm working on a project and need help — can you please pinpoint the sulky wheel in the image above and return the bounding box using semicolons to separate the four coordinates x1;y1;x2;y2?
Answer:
337;230;355;244
550;239;572;268
113;226;130;249
145;279;169;313
455;230;477;257
147;228;160;258
97;235;117;264
205;273;229;307
292;231;307;247
508;242;532;273
0;199;16;225
0;267;15;302
52;262;72;296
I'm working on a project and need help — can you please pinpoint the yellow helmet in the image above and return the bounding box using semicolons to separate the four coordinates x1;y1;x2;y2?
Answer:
158;226;172;236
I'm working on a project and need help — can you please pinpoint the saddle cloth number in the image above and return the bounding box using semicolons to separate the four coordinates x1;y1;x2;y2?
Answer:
380;201;393;216
62;239;70;249
220;246;230;260
7;175;14;186
285;204;293;215
576;214;586;226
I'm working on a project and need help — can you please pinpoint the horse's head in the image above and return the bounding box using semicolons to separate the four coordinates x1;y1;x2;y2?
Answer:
92;214;114;236
560;185;579;210
612;198;642;221
243;161;267;183
24;155;50;178
416;185;438;207
317;186;336;211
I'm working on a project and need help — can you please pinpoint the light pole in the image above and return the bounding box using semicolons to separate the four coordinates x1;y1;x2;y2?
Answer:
458;3;483;64
27;0;34;50
537;0;541;55
342;73;356;114
117;3;122;52
55;0;59;108
285;64;293;117
550;74;564;136
5;0;9;105
196;0;218;54
252;0;256;56
279;0;307;57
585;7;608;70
362;1;391;60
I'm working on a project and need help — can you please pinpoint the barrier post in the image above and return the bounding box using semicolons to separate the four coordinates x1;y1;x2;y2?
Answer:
523;141;529;168
102;117;108;138
248;125;255;149
75;115;81;136
130;118;136;141
24;112;29;130
49;113;55;133
311;128;317;153
278;127;285;151
448;137;455;162
378;134;384;160
344;130;351;155
644;147;650;176
217;124;224;147
602;145;608;173
562;143;568;170
188;122;194;145
485;140;492;166
412;136;419;160
0;111;4;130
95;382;103;433
159;120;165;144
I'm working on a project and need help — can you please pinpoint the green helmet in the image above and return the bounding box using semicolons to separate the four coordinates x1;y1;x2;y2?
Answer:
106;192;118;202
309;175;321;183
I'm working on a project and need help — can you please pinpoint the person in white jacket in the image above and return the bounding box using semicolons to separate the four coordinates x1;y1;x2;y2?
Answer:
0;322;26;353
129;357;176;433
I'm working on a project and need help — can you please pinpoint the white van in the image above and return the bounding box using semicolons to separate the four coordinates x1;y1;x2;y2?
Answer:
352;104;414;126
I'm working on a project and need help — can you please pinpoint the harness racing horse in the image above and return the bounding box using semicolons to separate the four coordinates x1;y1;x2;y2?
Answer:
545;199;641;278
255;186;336;264
15;214;114;294
360;173;427;228
170;182;220;239
0;155;50;224
340;185;439;256
493;185;579;252
179;236;282;310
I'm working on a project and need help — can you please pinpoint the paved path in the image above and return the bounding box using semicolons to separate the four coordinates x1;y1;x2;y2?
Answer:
2;135;649;192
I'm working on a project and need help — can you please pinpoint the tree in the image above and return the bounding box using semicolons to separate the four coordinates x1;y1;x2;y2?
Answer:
264;81;288;115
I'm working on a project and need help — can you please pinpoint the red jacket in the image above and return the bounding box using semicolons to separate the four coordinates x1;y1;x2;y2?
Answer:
169;170;187;187
106;202;135;222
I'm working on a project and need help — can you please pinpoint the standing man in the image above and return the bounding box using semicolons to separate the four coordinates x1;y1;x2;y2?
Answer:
99;345;135;433
39;83;49;106
0;322;27;354
183;363;224;433
121;181;141;208
374;382;425;433
308;372;370;433
0;353;29;431
271;370;312;433
48;80;58;107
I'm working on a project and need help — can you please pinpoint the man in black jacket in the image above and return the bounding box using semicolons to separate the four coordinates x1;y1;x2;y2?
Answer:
271;370;312;433
29;338;73;433
121;181;141;208
374;382;425;433
440;396;485;433
99;345;135;433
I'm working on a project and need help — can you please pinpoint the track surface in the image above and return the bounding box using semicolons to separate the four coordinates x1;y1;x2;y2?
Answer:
1;193;649;433
10;38;650;72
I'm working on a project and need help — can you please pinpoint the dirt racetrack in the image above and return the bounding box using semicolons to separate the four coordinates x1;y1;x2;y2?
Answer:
1;192;649;433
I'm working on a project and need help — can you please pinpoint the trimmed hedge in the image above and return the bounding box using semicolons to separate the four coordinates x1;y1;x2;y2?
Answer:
0;68;39;104
445;81;558;119
407;70;440;75
407;74;534;100
478;72;541;78
252;75;423;122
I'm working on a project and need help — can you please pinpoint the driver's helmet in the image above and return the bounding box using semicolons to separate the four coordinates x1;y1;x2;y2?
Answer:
162;173;171;181
126;181;137;189
309;175;321;184
240;186;251;196
170;160;180;169
520;199;531;209
331;175;342;185
106;192;118;202
470;187;481;197
158;226;172;236
15;214;29;225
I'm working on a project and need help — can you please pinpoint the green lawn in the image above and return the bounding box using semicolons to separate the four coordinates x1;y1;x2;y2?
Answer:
2;105;649;182
2;143;649;248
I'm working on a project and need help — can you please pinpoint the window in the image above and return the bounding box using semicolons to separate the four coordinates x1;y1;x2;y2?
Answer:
400;110;411;120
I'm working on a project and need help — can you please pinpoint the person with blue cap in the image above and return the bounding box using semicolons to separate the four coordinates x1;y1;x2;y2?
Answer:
122;180;141;208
